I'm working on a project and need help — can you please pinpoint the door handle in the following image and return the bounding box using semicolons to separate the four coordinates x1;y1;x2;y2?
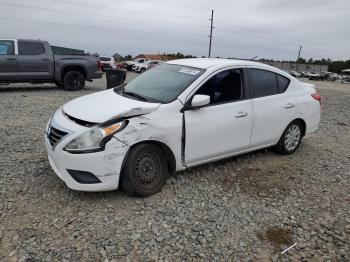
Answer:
41;58;50;62
6;58;16;61
285;103;295;109
235;111;248;118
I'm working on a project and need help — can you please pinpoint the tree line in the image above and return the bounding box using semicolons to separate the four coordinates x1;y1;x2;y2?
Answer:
109;52;349;73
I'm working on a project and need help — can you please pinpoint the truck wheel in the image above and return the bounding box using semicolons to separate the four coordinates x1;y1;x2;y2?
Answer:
121;144;169;197
63;71;85;91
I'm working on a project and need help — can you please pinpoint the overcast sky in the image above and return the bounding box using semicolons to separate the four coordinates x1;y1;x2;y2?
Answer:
0;0;349;60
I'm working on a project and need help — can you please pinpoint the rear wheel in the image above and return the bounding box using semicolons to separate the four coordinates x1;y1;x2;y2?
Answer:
140;68;146;73
121;144;168;197
63;71;85;91
274;121;303;155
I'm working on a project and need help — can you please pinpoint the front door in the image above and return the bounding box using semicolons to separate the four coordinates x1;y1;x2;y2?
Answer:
17;40;53;80
0;40;18;80
184;68;253;166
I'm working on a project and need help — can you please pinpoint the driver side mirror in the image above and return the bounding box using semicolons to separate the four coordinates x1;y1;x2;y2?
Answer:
191;95;210;108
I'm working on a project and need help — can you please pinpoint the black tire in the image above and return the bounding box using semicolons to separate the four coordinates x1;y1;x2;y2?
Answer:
121;144;168;197
63;71;86;91
274;121;303;155
140;68;146;73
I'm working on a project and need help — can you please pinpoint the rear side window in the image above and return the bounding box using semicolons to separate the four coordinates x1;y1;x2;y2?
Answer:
0;40;14;55
196;69;243;105
277;74;290;93
18;41;45;55
250;69;278;98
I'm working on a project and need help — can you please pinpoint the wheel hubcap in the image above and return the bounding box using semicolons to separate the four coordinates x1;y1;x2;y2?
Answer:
284;124;301;151
68;75;81;87
135;152;160;189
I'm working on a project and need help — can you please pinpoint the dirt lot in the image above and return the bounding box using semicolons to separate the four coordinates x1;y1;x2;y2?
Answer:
0;74;349;261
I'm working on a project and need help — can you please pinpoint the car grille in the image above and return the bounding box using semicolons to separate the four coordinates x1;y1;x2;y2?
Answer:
48;127;68;148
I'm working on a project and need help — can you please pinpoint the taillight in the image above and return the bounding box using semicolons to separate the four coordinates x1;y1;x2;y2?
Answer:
311;93;321;104
97;60;102;71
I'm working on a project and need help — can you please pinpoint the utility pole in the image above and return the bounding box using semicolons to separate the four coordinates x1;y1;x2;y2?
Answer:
208;9;214;58
296;45;302;71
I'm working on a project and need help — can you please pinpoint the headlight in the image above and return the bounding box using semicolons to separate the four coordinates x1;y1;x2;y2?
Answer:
64;120;127;154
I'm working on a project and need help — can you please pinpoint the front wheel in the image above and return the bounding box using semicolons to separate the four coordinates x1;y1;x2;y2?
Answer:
140;68;146;73
63;71;86;91
274;121;303;155
121;144;168;197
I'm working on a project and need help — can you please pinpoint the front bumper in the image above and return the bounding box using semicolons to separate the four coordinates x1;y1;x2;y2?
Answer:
44;110;129;192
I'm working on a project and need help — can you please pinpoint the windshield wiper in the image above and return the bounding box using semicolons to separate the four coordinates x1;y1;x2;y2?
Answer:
114;84;161;103
113;83;126;94
123;91;149;102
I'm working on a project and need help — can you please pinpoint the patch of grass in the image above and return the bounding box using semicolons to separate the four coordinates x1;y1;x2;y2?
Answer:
258;227;294;247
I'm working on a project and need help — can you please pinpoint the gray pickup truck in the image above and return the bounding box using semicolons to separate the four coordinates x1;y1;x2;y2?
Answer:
0;39;102;91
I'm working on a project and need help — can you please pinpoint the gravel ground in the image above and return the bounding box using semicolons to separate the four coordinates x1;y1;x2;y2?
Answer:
0;74;349;261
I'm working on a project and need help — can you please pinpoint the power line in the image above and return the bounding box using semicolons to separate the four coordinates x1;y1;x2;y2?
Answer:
215;27;299;48
0;1;208;30
50;0;205;21
2;1;348;59
216;20;350;54
0;16;208;38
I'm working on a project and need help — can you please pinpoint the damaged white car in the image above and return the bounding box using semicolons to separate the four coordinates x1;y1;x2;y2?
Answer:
45;59;321;196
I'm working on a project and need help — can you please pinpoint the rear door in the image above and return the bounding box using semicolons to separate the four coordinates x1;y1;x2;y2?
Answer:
0;40;18;80
184;68;253;166
17;40;54;80
249;68;296;147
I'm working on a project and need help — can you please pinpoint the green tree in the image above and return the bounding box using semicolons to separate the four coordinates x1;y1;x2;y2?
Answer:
297;57;306;63
124;55;132;61
113;53;123;62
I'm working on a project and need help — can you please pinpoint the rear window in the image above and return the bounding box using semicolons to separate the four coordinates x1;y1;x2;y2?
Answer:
0;40;14;55
277;74;290;93
18;41;45;55
250;69;279;98
99;57;112;61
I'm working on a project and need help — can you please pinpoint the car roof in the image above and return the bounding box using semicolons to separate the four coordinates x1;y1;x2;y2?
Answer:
166;58;273;70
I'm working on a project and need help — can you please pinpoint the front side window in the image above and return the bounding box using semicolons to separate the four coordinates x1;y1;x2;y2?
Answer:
118;64;205;103
18;41;45;55
250;68;278;98
0;40;14;55
195;69;243;105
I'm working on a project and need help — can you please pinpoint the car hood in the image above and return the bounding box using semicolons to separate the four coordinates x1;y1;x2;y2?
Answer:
62;89;161;123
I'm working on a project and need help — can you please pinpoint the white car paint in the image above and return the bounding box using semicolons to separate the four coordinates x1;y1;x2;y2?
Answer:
125;58;149;67
62;89;160;123
99;56;117;70
132;60;161;73
45;58;321;192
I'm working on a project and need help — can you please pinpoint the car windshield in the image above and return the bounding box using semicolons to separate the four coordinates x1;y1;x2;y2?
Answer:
117;64;205;103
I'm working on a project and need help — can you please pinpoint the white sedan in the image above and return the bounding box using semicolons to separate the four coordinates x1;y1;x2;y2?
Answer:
132;60;162;73
45;59;321;196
